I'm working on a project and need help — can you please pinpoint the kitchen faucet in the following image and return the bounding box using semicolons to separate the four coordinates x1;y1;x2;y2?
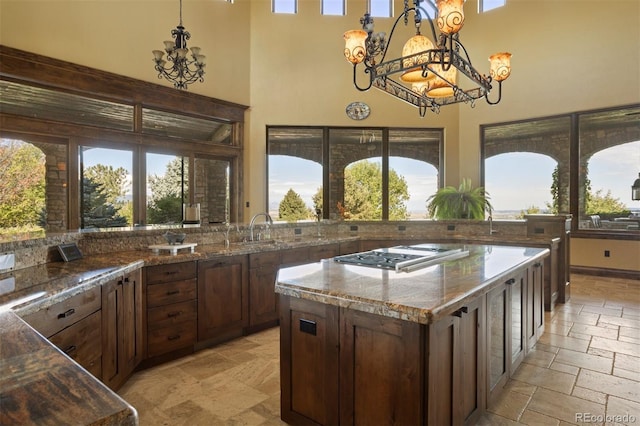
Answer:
488;213;498;235
249;212;273;241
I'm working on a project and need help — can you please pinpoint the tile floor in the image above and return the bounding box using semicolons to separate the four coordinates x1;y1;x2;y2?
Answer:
118;274;640;425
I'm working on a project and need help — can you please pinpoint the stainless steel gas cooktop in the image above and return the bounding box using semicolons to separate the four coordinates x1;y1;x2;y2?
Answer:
333;244;469;273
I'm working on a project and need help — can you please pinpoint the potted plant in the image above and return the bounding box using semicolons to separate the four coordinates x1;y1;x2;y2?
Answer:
427;178;493;219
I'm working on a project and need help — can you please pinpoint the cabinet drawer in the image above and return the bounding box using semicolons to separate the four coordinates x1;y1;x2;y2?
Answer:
147;300;197;331
281;247;310;267
48;309;102;378
145;262;196;285
339;241;360;255
249;251;281;269
22;285;101;338
147;321;197;358
147;279;197;308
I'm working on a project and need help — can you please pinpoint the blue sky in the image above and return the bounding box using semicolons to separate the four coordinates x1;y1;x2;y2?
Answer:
78;141;640;214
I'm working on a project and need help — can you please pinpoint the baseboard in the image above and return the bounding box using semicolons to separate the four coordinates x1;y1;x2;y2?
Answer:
571;266;640;280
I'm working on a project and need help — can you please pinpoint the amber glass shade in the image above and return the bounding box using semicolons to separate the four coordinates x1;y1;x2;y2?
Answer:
344;30;367;64
426;55;457;98
489;52;512;82
400;34;436;83
411;81;429;95
436;0;465;34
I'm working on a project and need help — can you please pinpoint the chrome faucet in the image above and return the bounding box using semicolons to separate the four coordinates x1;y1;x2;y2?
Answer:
489;213;498;235
249;212;273;241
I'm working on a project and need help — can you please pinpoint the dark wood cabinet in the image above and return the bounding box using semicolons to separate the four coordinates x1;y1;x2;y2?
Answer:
144;262;197;359
340;308;423;425
486;270;527;406
527;262;545;350
198;255;249;342
427;296;485;425
280;296;340;426
249;251;281;330
48;310;102;378
308;243;339;262
28;288;104;380
338;240;360;255
102;269;143;390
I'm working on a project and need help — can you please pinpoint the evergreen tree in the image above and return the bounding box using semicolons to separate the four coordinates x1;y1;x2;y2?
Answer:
82;164;129;227
147;158;186;224
279;188;310;222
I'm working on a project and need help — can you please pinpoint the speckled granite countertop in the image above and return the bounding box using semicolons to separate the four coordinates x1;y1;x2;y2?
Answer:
276;243;550;324
0;236;355;426
0;311;138;426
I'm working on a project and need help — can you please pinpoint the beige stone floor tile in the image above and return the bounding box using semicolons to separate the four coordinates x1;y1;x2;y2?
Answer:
534;342;560;354
576;369;640;403
511;362;576;394
553;311;600;326
554;348;613;374
580;305;623;317
538;332;591;353
571;323;620;340
487;388;532;421
590;336;640;358
527;387;605;424
598;315;640;329
549;361;580;376
519;409;561;426
568;331;593;341
547;322;572;336
619;326;640;339
614;367;640;382
177;352;240;382
503;379;538;397
615;353;640;373
622;307;640;318
587;347;615;359
571;386;608;405
606;396;640;425
521;348;556;368
477;412;521;425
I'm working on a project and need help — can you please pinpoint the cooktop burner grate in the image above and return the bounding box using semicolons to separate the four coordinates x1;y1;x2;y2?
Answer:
333;250;425;270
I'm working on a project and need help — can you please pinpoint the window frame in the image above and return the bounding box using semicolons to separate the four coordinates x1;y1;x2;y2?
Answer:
481;104;640;240
0;45;247;231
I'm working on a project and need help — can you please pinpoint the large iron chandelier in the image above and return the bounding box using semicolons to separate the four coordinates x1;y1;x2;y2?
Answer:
152;0;206;90
344;0;512;117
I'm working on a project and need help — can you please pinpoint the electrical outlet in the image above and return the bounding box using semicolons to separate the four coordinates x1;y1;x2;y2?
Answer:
604;250;610;257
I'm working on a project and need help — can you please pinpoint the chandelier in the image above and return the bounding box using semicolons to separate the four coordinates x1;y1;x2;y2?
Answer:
343;0;511;117
152;0;206;90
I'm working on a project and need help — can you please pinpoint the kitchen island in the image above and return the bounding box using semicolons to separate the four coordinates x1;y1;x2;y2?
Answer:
276;243;549;426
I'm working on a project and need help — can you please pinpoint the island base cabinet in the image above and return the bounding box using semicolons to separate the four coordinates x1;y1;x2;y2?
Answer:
426;296;485;426
280;297;339;426
340;309;423;426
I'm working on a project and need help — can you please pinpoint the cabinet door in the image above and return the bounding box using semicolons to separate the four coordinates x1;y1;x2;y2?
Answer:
249;264;279;328
49;309;102;379
102;270;143;390
280;296;340;426
340;309;423;425
486;283;508;407
509;272;526;373
527;262;545;350
427;296;485;426
197;255;249;341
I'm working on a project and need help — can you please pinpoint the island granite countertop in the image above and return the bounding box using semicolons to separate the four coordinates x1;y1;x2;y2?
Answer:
276;243;550;324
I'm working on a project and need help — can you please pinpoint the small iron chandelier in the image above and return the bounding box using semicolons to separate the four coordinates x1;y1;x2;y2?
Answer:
152;0;206;90
344;0;512;117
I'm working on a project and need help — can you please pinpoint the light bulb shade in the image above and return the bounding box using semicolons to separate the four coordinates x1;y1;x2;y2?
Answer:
489;52;512;82
344;30;368;64
163;40;175;51
190;46;201;56
152;50;165;61
411;81;429;95
427;56;457;98
400;35;436;83
632;173;640;200
436;0;465;35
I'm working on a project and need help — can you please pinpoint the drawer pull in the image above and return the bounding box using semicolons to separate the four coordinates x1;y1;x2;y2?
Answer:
167;311;182;318
166;290;180;296
58;308;75;319
534;262;541;267
168;334;181;341
165;271;178;275
506;278;516;285
63;345;77;355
